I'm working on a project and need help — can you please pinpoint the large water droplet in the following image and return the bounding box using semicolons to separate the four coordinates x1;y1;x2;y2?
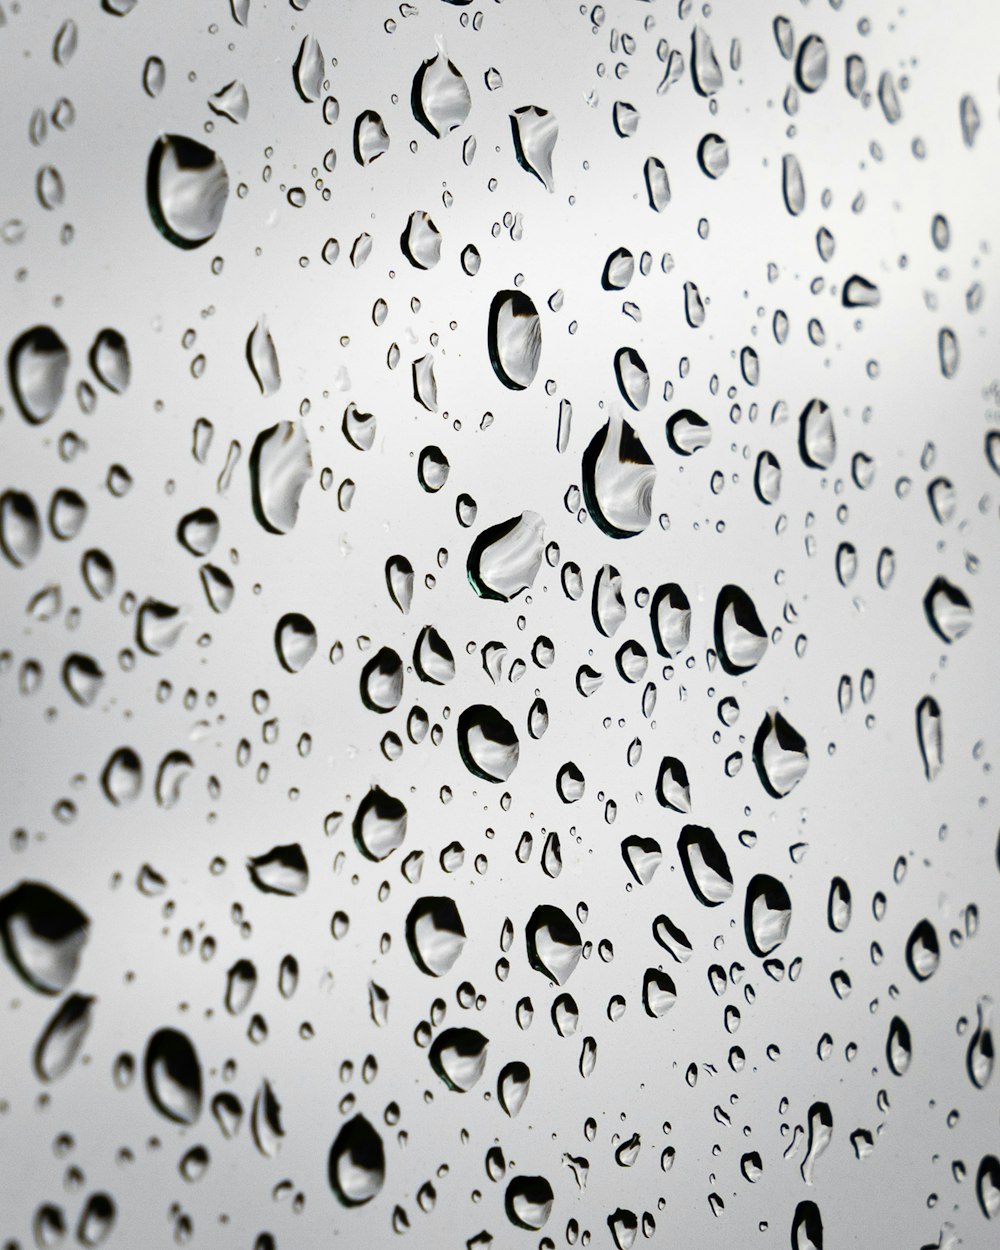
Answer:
353;788;407;860
467;511;545;601
0;881;89;995
406;897;466;976
582;414;655;539
488;290;541;390
753;710;809;797
678;825;733;907
144;1027;202;1123
715;585;767;674
413;46;471;138
8;327;69;423
147;135;228;249
744;874;792;956
329;1115;385;1205
526;905;582;985
457;704;519;782
250;422;312;534
429;1027;489;1091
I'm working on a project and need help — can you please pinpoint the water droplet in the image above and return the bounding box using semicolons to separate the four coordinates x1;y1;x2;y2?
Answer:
147;135;228;249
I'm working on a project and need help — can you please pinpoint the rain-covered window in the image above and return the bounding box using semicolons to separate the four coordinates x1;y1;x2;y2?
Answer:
1;2;998;1247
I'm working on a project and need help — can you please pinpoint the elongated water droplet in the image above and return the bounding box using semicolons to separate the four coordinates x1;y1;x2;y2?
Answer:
354;110;390;164
782;153;805;216
34;993;95;1081
293;35;325;102
8;326;69;423
510;106;557;191
582;414;655;539
250;422;312;534
144;1027;202;1123
247;318;281;396
488;290;541;390
715;585;767;674
0;490;42;567
678;825;733;907
744;874;792;956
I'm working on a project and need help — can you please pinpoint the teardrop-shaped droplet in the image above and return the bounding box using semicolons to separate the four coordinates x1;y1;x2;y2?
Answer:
414;625;455;684
101;747;143;805
526;905;582;985
677;825;733;907
827;877;852;933
8;326;69;423
782;153;806;216
413;46;471;138
406;896;466;976
905;919;939;981
360;646;404;712
886;1016;912;1076
510;106;557;191
89;329;130;394
329;1114;386;1205
492;1062;528;1121
643;969;677;1018
753;710;809;797
744;874;792;956
401;211;442;270
147;134;228;249
651;583;691;656
34;993;95;1081
144;1027;203;1123
225;959;257;1014
691;25;723;96
275;612;317;673
386;556;414;613
582;414;655;539
715;585;768;674
429;1027;489;1091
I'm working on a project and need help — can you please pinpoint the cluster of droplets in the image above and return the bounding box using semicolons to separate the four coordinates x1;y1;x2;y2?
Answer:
1;0;999;1248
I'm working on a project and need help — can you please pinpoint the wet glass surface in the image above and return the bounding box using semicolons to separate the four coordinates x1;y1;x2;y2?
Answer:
1;1;999;1246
